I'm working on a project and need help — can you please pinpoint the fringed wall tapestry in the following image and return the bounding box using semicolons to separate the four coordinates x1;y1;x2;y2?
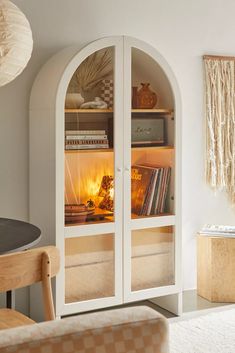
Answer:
204;55;235;206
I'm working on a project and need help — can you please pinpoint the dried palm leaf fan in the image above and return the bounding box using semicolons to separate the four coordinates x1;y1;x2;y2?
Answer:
69;48;113;93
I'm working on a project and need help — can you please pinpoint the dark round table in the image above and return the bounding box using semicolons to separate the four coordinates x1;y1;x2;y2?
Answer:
0;218;41;254
0;218;41;308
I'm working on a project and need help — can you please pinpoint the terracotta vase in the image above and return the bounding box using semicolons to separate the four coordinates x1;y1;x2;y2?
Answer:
132;86;138;108
137;83;157;109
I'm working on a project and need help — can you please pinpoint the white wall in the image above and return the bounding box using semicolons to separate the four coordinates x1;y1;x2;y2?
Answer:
1;0;235;311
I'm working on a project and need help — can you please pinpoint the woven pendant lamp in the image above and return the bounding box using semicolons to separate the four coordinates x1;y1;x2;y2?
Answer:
0;0;33;86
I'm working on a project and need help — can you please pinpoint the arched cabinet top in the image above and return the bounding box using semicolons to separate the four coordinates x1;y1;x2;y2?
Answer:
30;36;181;114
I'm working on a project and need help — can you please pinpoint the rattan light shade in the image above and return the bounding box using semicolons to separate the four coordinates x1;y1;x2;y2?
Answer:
0;0;33;86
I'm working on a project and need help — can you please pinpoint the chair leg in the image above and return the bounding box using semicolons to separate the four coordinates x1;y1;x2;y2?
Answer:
42;252;55;321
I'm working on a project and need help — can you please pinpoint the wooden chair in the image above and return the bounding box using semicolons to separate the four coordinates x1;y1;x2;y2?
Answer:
0;246;60;330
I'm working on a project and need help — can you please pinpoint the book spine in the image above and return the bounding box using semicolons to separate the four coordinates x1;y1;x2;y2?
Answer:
65;144;109;150
158;168;167;213
141;170;155;216
66;135;108;140
65;130;106;135
66;140;109;145
147;170;159;215
161;168;171;213
154;168;163;214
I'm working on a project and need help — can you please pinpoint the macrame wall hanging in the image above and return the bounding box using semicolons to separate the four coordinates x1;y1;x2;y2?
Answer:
204;55;235;205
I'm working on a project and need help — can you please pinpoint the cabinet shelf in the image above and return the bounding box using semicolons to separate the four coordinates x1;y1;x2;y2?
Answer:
65;109;113;113
132;109;173;114
65;207;114;226
132;145;174;151
64;145;174;154
65;148;114;154
65;108;173;115
132;212;174;220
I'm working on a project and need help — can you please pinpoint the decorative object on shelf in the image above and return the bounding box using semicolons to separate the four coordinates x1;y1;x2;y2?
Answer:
69;48;113;94
131;116;165;146
100;79;114;108
80;97;107;109
204;55;235;206
0;0;33;87
86;199;95;208
65;203;95;223
65;93;84;108
137;83;158;109
98;175;114;212
132;86;138;109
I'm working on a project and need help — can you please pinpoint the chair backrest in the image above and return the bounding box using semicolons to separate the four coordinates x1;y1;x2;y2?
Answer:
0;246;60;320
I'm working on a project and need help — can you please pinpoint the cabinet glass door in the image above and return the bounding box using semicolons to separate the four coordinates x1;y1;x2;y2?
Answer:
124;43;176;300
65;47;115;226
65;234;115;303
63;43;123;310
131;47;175;220
131;226;175;291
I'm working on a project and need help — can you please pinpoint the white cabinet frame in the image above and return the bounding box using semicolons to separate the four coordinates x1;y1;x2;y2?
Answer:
30;36;182;319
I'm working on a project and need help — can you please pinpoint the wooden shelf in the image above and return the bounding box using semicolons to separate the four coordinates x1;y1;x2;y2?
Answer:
65;208;114;226
65;108;173;114
65;148;113;153
65;109;113;113
65;146;174;154
132;212;174;220
132;145;174;151
132;109;173;114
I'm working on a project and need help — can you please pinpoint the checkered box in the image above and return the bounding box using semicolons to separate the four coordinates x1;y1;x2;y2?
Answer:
101;79;113;109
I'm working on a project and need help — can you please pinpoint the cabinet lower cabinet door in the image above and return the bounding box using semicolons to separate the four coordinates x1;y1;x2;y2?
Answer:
65;234;115;303
131;226;175;291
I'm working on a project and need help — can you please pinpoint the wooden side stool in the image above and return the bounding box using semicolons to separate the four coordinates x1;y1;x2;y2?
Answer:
197;234;235;302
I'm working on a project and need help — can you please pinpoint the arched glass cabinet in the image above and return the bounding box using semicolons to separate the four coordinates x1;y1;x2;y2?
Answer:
30;36;182;319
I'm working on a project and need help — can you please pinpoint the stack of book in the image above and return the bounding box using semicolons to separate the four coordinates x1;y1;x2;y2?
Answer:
65;130;109;150
131;164;171;216
199;224;235;237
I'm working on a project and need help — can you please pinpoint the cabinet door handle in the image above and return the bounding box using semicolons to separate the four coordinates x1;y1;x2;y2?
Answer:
125;167;130;172
117;167;122;172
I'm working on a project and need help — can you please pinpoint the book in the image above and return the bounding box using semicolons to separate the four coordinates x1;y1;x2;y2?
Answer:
146;169;160;215
65;130;106;135
131;166;155;215
160;168;171;213
66;139;109;145
66;135;108;141
131;164;171;216
65;144;109;150
199;224;235;236
144;169;159;216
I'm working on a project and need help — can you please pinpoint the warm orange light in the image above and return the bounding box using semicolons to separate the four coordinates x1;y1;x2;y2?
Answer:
109;186;114;200
65;153;113;205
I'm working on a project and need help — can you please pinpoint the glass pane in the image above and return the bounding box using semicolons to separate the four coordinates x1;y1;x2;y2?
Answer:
65;234;114;303
64;47;115;226
131;226;174;291
131;47;175;219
